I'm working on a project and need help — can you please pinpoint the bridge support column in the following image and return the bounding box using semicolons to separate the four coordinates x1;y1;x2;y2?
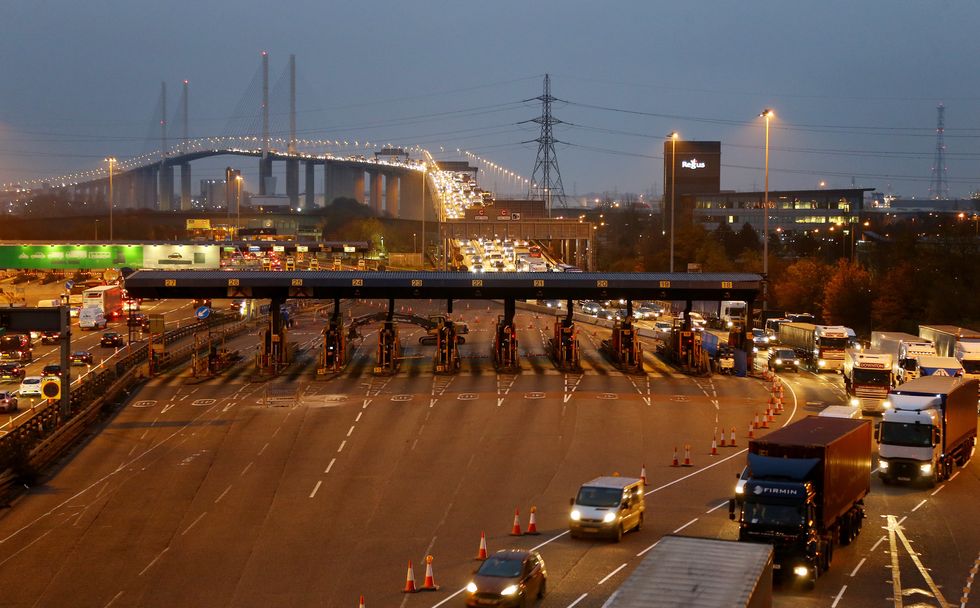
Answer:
550;302;581;371
400;171;423;220
286;158;299;207
325;163;357;205
259;156;273;195
375;299;400;376
304;161;316;208
180;163;192;210
369;171;383;214
384;173;400;216
352;169;365;204
159;164;174;211
493;299;519;372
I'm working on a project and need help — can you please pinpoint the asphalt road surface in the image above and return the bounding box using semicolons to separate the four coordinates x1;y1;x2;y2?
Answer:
0;299;976;608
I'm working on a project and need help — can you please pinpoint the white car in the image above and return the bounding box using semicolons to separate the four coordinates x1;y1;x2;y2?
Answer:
19;376;42;397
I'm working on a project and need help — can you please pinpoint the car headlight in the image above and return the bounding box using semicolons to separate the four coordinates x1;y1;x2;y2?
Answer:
570;510;581;521
879;460;889;470
501;585;518;596
794;359;800;365
920;463;933;475
850;398;860;407
466;581;478;593
775;359;783;365
735;484;744;495
818;360;827;367
793;565;809;577
753;347;759;353
883;400;892;409
602;512;616;523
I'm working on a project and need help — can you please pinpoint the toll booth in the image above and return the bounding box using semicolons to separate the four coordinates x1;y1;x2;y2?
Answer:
318;303;347;374
256;297;289;375
601;319;643;373
667;328;710;375
493;299;519;371
375;320;400;375
550;309;580;372
433;318;461;374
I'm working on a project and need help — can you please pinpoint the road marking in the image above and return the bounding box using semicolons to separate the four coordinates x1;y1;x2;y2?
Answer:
240;462;252;476
325;458;335;474
831;585;847;608
672;518;698;534
214;485;232;504
566;593;588;607
0;529;52;568
930;485;944;496
598;563;627;585
346;425;355;437
949;470;960;481
139;547;169;576
258;442;268;456
132;400;156;408
871;535;886;552
530;530;569;552
849;557;866;577
890;514;951;608
337;440;346;453
646;449;747;496
192;399;215;407
911;499;927;512
355;412;362;422
103;591;124;607
636;540;660;557
181;512;207;536
887;517;903;607
309;481;322;498
706;501;728;514
497;398;504;407
428;587;466;608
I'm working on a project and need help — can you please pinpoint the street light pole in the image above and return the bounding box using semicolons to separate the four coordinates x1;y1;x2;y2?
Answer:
105;157;116;241
668;132;678;273
236;175;243;238
760;109;774;310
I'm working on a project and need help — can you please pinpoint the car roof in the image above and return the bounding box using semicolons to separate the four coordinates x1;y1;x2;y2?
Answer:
490;549;533;560
22;376;41;381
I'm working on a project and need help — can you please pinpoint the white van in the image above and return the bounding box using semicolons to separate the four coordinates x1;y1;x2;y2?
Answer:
78;307;107;330
569;476;645;542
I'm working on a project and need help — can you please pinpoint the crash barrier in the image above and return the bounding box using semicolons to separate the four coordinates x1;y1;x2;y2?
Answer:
0;314;246;499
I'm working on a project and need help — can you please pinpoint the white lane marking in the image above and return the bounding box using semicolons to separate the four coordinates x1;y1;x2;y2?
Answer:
325;458;336;474
636;540;660;558
258;442;269;456
897;515;907;525
181;512;207;536
870;535;886;552
0;529;53;568
240;462;253;477
830;584;847;608
672;518;698;534
103;590;125;607
531;530;569;552
646;448;746;495
337;440;346;453
355;411;362;422
566;593;588;608
138;547;169;576
428;587;466;608
911;499;927;512
930;485;945;496
850;557;866;577
706;501;728;514
949;470;960;481
214;485;232;504
346;425;355;437
598;563;628;585
309;481;322;499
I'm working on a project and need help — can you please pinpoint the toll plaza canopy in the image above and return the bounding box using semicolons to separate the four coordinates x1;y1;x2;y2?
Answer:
123;270;761;302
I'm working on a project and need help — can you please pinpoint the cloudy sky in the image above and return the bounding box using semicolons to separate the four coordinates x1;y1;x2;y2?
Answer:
2;0;978;199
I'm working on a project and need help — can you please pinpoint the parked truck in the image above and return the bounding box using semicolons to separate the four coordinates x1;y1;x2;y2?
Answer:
871;331;935;385
843;349;893;414
919;325;980;385
600;535;773;608
778;323;849;372
877;376;978;487
729;416;872;585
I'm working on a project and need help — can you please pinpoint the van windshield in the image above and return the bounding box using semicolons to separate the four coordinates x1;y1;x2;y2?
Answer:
576;486;623;507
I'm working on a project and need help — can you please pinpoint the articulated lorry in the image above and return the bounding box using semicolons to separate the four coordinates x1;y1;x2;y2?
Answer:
600;535;773;608
843;349;892;414
877;376;978;487
871;331;935;385
778;323;849;372
919;325;980;384
730;416;872;586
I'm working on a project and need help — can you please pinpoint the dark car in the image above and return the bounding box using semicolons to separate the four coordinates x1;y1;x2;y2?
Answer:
69;351;93;366
127;313;150;330
42;364;62;377
465;550;547;607
751;328;770;353
0;363;26;383
768;347;800;372
100;332;126;348
0;390;17;413
40;331;61;345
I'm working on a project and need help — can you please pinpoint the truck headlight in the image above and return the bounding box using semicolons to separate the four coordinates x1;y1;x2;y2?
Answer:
501;585;518;596
818;360;827;367
775;358;783;365
920;463;933;475
735;485;744;495
883;400;892;409
570;510;581;521
794;359;800;365
850;398;860;407
793;565;809;577
466;582;478;593
879;460;889;470
602;512;616;523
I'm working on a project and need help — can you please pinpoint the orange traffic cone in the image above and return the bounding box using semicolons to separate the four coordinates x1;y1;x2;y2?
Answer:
640;464;647;486
682;444;693;467
760;411;770;429
671;446;680;467
475;531;489;560
752;413;760;429
747;423;755;440
526;506;540;535
510;508;522;535
419;555;439;591
359;595;365;608
729;426;737;447
710;436;719;456
767;406;775;422
402;560;417;593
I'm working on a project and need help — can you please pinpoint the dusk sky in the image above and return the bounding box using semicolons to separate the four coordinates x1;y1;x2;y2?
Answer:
3;1;979;199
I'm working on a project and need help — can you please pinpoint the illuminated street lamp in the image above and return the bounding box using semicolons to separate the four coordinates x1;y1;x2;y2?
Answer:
236;174;243;238
759;109;774;308
667;132;679;273
105;157;117;240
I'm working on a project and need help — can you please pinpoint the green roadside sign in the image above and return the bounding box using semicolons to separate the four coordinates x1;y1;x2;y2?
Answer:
0;245;143;270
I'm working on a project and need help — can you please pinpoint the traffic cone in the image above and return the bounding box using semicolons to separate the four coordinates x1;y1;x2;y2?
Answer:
526;506;540;535
475;531;488;560
640;464;647;485
359;595;365;608
402;560;417;593
752;413;760;429
419;555;439;591
510;508;522;535
682;444;693;467
710;436;719;456
729;426;737;447
671;446;680;467
760;411;770;429
747;423;755;440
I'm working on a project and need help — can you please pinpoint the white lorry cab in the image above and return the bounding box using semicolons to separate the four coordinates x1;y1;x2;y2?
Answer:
569;476;645;542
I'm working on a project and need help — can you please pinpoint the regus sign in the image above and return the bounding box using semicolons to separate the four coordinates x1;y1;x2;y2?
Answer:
681;158;707;170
